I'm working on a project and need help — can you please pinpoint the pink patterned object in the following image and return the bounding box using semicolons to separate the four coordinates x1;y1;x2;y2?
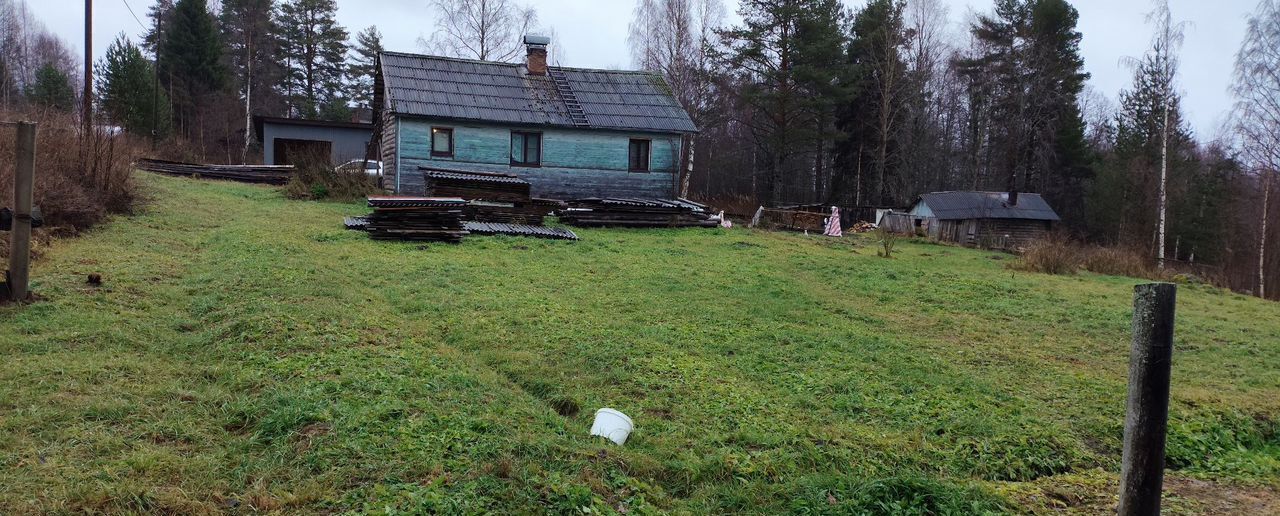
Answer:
824;207;843;237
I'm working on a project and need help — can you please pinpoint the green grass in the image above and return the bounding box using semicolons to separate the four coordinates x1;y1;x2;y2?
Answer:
1;173;1277;514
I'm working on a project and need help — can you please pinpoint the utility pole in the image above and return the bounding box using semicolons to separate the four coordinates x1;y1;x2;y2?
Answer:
82;0;93;151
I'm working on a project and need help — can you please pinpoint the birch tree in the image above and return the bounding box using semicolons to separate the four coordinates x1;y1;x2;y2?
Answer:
1234;0;1280;298
1143;0;1186;268
420;0;539;62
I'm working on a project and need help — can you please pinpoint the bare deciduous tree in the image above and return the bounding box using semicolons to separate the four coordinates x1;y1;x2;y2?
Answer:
1234;0;1280;298
419;0;539;63
628;0;726;197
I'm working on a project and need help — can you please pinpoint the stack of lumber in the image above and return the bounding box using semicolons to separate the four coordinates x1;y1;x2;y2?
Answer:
559;198;720;228
421;168;531;202
364;196;468;243
463;221;578;241
420;167;562;225
137;158;293;185
465;198;564;225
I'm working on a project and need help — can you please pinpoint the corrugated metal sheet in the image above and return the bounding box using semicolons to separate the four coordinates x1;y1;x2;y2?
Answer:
379;51;697;134
915;192;1060;221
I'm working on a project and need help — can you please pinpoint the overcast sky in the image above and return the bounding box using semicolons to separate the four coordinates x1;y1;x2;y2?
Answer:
30;0;1255;137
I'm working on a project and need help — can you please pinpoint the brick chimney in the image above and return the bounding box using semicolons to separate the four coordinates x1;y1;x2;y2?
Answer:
525;34;550;76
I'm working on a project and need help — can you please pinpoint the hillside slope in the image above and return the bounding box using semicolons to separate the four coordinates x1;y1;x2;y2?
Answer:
1;173;1277;514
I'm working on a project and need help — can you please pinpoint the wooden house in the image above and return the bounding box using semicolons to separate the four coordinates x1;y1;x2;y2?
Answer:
886;191;1060;249
370;36;698;199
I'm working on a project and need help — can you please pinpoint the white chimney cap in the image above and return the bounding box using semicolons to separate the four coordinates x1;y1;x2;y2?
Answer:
524;35;551;46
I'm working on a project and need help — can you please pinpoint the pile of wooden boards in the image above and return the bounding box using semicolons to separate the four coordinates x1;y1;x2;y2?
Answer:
137;158;293;185
421;167;561;225
465;198;564;225
364;196;468;242
559;198;720;228
463;221;578;240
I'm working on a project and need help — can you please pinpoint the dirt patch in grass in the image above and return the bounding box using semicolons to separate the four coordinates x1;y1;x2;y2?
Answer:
1007;470;1280;515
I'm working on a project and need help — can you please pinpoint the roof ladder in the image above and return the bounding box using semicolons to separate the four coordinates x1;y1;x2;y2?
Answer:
548;68;590;127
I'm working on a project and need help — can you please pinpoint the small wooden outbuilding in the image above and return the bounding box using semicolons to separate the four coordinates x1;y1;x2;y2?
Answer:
887;191;1060;249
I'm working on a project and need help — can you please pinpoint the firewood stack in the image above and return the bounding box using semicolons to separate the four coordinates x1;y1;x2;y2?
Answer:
559;198;721;228
364;196;468;243
420;167;561;225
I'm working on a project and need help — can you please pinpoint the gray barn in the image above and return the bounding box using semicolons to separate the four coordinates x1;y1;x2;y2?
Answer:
254;116;374;166
884;191;1061;249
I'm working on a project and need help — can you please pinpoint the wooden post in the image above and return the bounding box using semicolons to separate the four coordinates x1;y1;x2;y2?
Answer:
1119;282;1177;516
8;121;36;301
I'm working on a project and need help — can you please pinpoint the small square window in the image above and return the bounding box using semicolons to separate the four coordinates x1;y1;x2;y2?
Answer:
511;131;542;167
431;127;453;157
628;139;650;172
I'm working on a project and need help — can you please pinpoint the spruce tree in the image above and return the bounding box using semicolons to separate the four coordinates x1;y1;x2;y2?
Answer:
98;34;172;137
839;0;909;206
158;0;227;139
347;25;382;109
278;0;349;119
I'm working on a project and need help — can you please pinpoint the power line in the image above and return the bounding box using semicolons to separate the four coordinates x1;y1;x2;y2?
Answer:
120;0;147;31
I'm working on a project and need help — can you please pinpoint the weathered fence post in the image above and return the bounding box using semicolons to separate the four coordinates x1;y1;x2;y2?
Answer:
7;121;36;302
1119;282;1177;516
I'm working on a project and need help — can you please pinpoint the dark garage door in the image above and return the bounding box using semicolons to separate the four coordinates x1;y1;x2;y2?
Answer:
274;138;332;166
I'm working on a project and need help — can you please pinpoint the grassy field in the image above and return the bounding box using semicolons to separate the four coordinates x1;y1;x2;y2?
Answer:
1;173;1277;514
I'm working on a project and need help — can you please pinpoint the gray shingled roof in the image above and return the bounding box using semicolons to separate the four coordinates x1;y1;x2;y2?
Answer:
918;192;1061;221
378;51;697;134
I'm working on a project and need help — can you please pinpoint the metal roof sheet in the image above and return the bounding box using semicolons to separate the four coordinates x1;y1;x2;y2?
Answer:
917;192;1061;221
379;51;698;134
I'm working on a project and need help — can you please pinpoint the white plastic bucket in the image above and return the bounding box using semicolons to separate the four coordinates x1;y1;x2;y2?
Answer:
590;408;634;445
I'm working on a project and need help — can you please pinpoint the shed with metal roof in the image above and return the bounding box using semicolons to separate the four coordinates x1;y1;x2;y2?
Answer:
370;39;698;199
896;191;1060;249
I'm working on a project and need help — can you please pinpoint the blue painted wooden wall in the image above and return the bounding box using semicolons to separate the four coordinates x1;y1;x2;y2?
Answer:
391;117;683;199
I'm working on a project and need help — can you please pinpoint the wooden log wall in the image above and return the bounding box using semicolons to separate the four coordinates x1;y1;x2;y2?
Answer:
390;118;681;199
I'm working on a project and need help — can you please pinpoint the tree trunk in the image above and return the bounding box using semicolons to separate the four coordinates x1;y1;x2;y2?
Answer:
242;39;253;163
1262;171;1272;299
1157;99;1170;269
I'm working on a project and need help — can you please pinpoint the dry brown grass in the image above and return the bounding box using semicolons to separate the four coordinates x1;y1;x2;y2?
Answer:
282;151;379;202
1013;237;1178;283
1011;236;1081;275
0;111;143;242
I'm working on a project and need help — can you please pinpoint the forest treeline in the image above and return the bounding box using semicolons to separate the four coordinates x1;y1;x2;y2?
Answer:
0;0;1275;299
632;0;1277;299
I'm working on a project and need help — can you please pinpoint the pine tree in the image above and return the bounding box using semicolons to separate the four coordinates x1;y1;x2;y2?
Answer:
348;25;382;109
27;62;75;111
98;34;172;138
714;0;849;205
955;0;1091;224
278;0;349;119
157;0;227;139
839;0;909;206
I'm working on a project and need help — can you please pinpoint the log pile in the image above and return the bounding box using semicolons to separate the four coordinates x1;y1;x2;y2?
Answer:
750;207;828;232
137;158;293;185
559;198;720;228
364;197;468;243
